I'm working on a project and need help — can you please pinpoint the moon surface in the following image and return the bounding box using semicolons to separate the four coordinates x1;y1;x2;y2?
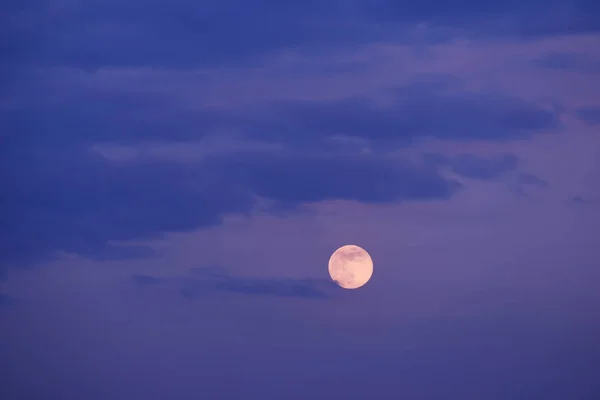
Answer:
328;245;373;289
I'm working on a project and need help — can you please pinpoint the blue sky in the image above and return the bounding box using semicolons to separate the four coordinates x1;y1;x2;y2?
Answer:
1;1;600;399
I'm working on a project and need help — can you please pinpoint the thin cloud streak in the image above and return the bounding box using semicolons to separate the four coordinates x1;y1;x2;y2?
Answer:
132;266;336;300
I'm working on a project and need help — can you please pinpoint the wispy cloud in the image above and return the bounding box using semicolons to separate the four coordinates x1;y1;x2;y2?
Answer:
4;1;599;70
132;266;335;300
575;106;600;126
534;52;600;72
1;144;461;266
0;294;18;307
517;173;549;187
570;195;600;205
427;153;519;180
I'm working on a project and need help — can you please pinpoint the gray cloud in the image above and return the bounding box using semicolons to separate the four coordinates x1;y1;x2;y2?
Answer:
0;146;254;266
132;275;167;286
1;69;558;268
3;1;599;70
517;173;549;187
570;195;599;205
239;87;560;145
4;80;562;148
426;153;522;180
0;146;458;267
205;151;461;205
534;52;600;72
424;153;549;198
132;266;335;299
450;154;518;180
575;107;600;126
0;294;17;307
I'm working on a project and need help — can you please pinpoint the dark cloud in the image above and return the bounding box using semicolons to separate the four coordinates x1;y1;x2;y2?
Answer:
0;146;254;266
450;154;518;180
425;153;549;197
388;2;600;40
246;91;558;144
517;173;549;187
511;172;549;197
1;83;233;147
0;294;11;306
0;65;558;270
570;195;597;205
190;265;230;279
0;2;571;270
132;266;335;299
534;52;600;72
2;71;556;268
3;1;599;70
2;0;354;69
232;84;561;148
4;80;561;148
211;277;332;299
575;107;600;126
132;274;167;286
426;153;521;180
0;145;458;267
0;293;20;307
205;151;461;205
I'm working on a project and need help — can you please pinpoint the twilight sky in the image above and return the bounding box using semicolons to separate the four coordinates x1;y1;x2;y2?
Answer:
1;1;600;399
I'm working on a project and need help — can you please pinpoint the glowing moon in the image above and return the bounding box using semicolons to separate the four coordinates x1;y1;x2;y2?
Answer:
328;245;373;289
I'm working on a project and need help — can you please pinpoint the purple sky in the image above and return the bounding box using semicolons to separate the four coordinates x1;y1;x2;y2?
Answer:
1;1;600;399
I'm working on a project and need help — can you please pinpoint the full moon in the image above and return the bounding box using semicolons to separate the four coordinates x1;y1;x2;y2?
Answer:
328;245;373;289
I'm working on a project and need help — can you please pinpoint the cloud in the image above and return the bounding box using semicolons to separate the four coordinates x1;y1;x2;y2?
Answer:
1;84;233;147
132;275;167;286
132;266;335;299
534;52;600;72
0;294;17;307
517;173;549;187
237;86;560;146
3;1;600;70
2;68;556;268
570;195;599;205
5;79;561;148
0;145;458;267
205;151;461;205
449;154;518;180
424;153;548;196
575;106;600;126
0;3;571;270
2;0;357;69
425;153;521;180
0;146;254;266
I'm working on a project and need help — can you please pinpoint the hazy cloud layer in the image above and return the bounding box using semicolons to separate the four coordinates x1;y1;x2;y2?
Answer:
575;107;600;125
1;1;599;399
238;86;560;145
0;294;13;306
0;146;463;266
517;172;549;187
429;153;519;180
4;1;600;69
534;52;600;72
132;266;335;299
3;146;549;266
3;79;561;148
0;1;589;270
